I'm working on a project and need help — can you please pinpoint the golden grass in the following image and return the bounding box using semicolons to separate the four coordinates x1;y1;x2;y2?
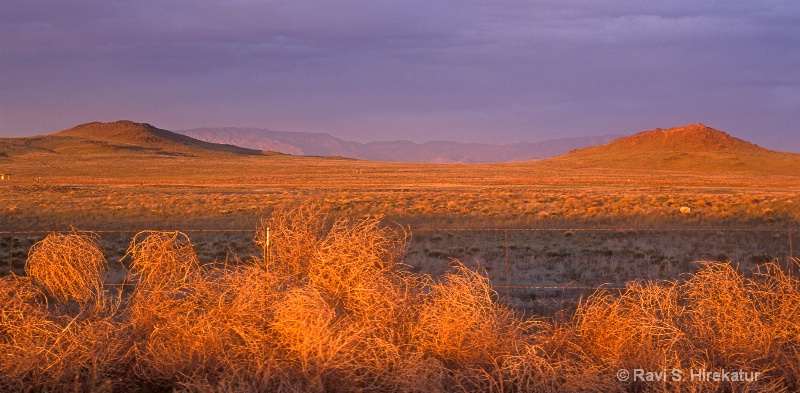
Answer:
1;266;128;391
413;263;523;368
3;154;800;234
25;230;106;304
1;210;799;391
127;230;199;291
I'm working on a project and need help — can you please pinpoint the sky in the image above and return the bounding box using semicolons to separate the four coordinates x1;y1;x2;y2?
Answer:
1;1;799;151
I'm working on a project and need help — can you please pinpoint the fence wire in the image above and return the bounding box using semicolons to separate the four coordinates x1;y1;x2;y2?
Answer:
2;227;797;295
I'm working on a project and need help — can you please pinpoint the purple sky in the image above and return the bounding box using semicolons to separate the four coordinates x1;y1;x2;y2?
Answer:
1;1;799;151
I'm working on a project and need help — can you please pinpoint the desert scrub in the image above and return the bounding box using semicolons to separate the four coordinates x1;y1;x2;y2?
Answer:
1;209;800;391
3;233;129;391
25;230;106;305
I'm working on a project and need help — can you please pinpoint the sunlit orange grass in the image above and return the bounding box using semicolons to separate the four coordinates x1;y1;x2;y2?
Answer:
124;231;286;388
503;315;629;393
304;216;411;327
752;258;800;388
272;287;369;390
518;281;691;393
259;204;328;283
3;208;800;392
682;259;800;388
126;230;199;291
25;230;106;305
572;280;687;372
0;275;56;389
409;262;532;393
511;260;800;392
0;239;130;391
413;263;526;366
683;261;773;369
267;209;421;391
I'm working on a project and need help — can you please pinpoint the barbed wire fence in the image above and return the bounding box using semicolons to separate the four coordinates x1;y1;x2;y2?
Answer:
413;227;797;299
1;227;796;299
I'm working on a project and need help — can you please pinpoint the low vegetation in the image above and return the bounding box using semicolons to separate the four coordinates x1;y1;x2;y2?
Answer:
2;183;798;231
1;208;798;392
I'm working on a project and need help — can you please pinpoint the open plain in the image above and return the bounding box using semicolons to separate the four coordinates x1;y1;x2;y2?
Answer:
2;122;798;282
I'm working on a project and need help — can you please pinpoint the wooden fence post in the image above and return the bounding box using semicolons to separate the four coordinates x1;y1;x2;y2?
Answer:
8;234;13;272
790;230;794;275
504;229;510;301
263;226;270;270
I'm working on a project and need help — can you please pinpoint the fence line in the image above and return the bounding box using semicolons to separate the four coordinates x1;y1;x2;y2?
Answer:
412;227;800;232
3;226;797;294
501;284;627;290
0;229;256;235
2;227;799;235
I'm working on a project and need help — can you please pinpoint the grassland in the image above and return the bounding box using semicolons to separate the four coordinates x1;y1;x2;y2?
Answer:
2;148;799;301
3;153;798;302
3;152;799;229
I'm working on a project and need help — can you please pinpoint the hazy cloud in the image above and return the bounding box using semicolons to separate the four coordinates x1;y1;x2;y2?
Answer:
1;0;798;151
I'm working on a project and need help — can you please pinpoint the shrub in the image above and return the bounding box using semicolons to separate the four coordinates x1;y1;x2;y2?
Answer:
4;243;129;391
25;230;106;304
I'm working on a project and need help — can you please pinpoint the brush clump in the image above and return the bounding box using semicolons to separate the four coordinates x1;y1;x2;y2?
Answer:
25;230;106;304
4;232;128;391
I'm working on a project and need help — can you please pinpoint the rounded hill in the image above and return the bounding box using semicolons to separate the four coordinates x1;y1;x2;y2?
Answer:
550;124;800;172
56;121;178;144
52;120;270;156
602;124;767;154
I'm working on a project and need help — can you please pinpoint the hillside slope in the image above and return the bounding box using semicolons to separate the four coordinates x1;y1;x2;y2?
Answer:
0;121;274;159
551;123;800;172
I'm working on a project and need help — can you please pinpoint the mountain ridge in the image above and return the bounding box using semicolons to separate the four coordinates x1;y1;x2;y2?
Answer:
3;121;797;174
178;127;622;163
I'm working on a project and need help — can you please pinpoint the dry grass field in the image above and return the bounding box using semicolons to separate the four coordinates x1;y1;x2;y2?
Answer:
2;151;799;229
2;122;800;391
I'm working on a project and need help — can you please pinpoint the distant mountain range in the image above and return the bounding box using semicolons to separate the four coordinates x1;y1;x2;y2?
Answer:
177;127;622;163
3;121;798;175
